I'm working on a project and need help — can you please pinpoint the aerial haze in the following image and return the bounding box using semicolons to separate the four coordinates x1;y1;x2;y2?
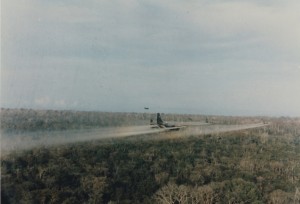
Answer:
1;123;266;154
2;0;300;116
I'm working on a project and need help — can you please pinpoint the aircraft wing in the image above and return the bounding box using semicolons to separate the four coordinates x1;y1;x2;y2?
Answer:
163;126;187;131
170;121;210;126
151;124;187;131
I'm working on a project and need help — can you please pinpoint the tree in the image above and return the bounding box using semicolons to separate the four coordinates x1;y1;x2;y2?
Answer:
268;189;293;204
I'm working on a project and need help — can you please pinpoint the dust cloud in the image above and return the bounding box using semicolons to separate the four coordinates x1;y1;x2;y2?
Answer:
1;123;266;155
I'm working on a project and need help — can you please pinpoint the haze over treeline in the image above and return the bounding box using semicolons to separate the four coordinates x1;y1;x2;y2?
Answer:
1;108;271;132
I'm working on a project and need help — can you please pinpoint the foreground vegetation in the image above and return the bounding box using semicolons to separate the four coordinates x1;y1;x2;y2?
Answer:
1;110;300;203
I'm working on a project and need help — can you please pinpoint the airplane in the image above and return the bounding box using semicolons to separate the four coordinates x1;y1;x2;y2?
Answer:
150;113;187;131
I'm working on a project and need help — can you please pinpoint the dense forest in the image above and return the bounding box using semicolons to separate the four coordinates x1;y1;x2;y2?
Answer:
1;109;300;203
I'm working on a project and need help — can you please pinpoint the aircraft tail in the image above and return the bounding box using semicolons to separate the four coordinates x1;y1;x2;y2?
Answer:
157;113;164;125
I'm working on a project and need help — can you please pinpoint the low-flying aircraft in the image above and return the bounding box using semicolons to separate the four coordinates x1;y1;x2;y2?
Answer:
150;113;187;131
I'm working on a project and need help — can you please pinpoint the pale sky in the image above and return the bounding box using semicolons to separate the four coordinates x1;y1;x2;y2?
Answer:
2;0;300;116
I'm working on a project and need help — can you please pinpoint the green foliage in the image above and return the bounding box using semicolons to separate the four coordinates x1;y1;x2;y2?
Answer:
1;114;300;203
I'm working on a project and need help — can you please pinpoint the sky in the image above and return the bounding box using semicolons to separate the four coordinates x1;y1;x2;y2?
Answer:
2;0;300;116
